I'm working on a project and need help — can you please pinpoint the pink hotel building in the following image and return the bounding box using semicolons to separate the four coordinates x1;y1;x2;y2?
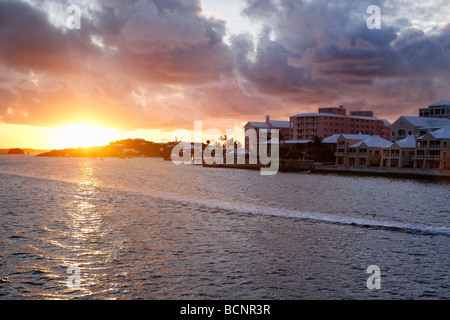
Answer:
290;106;391;141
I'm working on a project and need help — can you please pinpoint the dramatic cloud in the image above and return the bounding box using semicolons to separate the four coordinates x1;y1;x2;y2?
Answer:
0;0;449;133
237;0;450;118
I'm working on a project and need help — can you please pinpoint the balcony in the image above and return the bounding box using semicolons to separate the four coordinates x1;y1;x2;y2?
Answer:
429;145;441;149
390;154;400;158
413;155;441;160
359;153;368;157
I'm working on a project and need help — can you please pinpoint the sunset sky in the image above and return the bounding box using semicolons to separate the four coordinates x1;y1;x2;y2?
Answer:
0;0;449;149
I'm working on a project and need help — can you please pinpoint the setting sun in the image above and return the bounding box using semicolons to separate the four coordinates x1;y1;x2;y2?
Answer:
51;124;123;149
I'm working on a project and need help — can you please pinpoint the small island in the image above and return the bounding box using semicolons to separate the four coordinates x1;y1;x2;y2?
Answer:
8;148;25;155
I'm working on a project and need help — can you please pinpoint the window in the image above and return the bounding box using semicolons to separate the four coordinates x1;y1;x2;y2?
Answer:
392;132;396;136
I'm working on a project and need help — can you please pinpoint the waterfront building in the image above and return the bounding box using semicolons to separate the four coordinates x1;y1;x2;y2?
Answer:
331;133;372;166
380;135;416;168
335;135;392;167
418;100;450;119
244;115;291;151
389;116;450;142
290;106;390;141
413;126;450;170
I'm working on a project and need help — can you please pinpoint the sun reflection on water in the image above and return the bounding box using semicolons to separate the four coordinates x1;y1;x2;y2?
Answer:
62;160;118;298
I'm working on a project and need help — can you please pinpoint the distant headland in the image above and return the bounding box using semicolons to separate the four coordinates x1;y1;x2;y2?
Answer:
36;138;177;159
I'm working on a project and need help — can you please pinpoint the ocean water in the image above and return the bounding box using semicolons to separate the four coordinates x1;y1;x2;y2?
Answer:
0;155;449;299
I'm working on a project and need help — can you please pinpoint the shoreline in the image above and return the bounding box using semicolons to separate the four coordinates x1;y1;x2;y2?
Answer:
202;160;450;181
313;164;450;179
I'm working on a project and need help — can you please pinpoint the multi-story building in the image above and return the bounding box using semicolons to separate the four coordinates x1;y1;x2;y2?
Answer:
333;134;391;166
290;106;390;141
389;116;450;142
380;135;416;168
413;126;450;170
419;100;450;119
244;115;291;151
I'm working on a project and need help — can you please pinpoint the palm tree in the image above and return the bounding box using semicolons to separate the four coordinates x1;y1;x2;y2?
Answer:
307;136;333;162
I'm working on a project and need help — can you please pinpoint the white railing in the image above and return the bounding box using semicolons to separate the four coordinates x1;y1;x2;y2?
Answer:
413;155;441;160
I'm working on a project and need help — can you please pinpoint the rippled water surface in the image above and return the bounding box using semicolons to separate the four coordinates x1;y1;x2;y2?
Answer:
0;155;449;299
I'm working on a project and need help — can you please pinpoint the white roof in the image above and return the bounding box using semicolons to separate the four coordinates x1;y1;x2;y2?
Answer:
322;133;372;143
350;135;392;148
322;134;341;143
430;125;450;139
429;99;450;107
263;138;310;144
246;121;271;129
394;135;416;148
400;116;450;128
268;120;291;128
283;140;311;144
290;112;384;122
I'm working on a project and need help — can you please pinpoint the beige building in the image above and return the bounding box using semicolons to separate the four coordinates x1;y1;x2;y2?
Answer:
380;135;415;168
334;134;391;166
389;116;450;142
419;100;450;120
413;126;450;170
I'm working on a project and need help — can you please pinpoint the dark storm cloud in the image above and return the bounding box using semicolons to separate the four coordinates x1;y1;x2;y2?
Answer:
238;0;450;116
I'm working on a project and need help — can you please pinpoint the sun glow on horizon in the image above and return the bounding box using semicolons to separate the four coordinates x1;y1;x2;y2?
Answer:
50;124;124;149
